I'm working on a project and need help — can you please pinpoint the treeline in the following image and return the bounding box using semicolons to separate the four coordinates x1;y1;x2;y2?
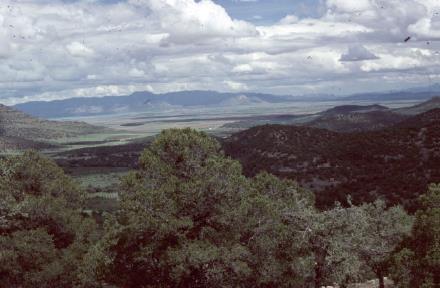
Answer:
0;129;438;288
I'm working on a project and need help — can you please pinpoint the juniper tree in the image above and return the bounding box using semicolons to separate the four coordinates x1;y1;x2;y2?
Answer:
0;151;97;288
89;129;316;287
390;184;440;288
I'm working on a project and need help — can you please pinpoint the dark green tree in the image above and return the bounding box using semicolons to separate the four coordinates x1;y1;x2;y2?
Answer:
89;129;316;287
355;200;412;288
84;128;417;288
294;203;366;288
390;184;440;288
238;172;315;287
0;151;97;288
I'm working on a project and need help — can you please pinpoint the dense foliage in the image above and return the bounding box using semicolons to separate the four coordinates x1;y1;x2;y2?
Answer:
0;151;97;287
223;109;440;211
85;128;316;287
0;129;436;287
390;184;440;287
82;129;414;287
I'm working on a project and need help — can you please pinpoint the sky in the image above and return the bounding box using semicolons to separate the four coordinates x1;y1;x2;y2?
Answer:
0;0;440;105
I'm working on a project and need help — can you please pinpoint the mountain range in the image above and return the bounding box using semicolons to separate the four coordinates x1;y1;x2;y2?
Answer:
13;91;292;118
11;86;440;118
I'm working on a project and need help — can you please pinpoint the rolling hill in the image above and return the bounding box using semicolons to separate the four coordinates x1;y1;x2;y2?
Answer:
306;98;440;132
318;104;389;115
222;108;440;211
393;96;440;115
0;104;108;150
222;97;440;133
306;110;407;133
0;135;56;151
307;104;407;132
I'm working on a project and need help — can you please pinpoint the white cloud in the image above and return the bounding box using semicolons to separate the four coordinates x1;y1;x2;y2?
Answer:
326;0;372;13
409;17;440;39
224;80;249;91
340;45;379;62
279;15;299;24
0;0;439;105
66;42;95;57
130;0;258;45
0;15;12;58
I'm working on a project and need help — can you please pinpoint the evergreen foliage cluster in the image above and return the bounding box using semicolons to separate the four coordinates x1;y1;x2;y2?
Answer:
0;129;437;287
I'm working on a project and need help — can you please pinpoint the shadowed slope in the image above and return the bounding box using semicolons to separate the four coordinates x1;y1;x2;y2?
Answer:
223;109;440;210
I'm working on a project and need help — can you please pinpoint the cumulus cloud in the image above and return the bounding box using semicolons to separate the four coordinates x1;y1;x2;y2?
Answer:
340;45;379;62
66;42;95;57
0;0;439;105
327;0;372;13
129;0;258;45
224;80;249;91
409;17;440;39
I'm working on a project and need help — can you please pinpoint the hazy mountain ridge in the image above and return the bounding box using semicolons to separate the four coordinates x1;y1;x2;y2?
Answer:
11;87;439;118
342;91;439;101
13;91;293;118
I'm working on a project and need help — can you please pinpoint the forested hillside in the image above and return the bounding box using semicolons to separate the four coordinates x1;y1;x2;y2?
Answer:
223;109;440;210
1;129;437;288
222;98;440;133
307;110;407;132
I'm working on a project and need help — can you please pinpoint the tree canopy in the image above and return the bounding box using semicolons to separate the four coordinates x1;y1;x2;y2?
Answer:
390;184;440;288
0;151;97;288
85;129;415;288
0;130;433;287
86;129;317;287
